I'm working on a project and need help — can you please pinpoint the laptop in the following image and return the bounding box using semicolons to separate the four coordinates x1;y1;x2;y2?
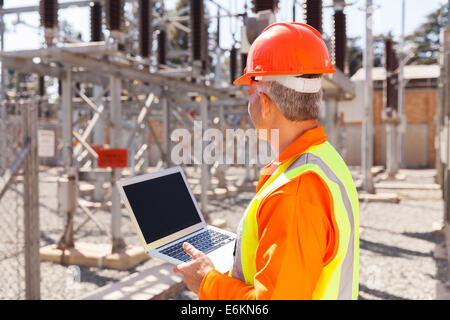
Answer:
116;166;236;273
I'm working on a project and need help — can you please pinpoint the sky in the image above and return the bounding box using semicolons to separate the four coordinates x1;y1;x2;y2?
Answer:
1;0;447;51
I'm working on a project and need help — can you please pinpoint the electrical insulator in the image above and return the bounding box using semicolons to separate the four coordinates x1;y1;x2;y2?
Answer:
105;0;122;32
332;10;346;73
241;53;248;75
391;52;399;112
251;0;279;13
216;9;220;48
38;76;45;97
58;79;62;96
202;22;209;73
39;0;58;29
139;0;153;58
293;2;296;21
90;1;102;42
157;29;167;66
385;38;394;72
384;37;399;112
189;0;205;62
75;82;82;98
229;47;237;85
303;0;322;34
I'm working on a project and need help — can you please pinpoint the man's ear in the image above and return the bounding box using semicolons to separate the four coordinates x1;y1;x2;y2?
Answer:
259;92;274;119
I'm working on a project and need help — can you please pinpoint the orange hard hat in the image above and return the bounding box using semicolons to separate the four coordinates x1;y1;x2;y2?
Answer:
234;22;336;86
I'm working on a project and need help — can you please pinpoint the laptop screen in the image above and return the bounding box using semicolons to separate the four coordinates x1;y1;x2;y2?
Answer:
123;171;202;244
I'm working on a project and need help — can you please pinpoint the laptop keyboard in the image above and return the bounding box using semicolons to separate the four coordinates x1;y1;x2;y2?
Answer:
160;229;234;262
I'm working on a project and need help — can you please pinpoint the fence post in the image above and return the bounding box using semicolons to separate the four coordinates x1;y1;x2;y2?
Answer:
23;99;40;300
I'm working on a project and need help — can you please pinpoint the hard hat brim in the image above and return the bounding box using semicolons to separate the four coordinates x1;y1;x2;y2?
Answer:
233;74;251;85
232;67;337;86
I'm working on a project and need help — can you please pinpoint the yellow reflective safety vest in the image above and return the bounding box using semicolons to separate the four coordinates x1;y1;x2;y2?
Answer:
231;141;359;299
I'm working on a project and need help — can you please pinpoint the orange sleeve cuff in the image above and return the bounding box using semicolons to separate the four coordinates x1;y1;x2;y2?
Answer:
199;269;255;300
198;269;222;300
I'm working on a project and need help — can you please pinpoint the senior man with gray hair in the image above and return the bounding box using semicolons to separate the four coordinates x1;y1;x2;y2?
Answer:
174;22;359;300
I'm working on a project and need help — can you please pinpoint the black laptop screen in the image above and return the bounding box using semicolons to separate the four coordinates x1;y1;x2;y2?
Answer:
123;171;202;244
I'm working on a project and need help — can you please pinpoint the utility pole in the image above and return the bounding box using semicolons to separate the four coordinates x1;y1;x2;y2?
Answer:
0;4;6;171
23;98;40;300
397;0;406;169
362;0;375;193
110;74;126;252
444;0;450;223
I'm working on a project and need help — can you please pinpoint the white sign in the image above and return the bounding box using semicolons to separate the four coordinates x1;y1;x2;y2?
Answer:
38;130;55;158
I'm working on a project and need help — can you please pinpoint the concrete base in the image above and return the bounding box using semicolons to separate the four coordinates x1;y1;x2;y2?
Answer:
40;242;150;270
358;192;400;203
214;187;228;200
227;185;238;196
82;262;185;300
375;182;440;190
378;172;407;181
79;182;95;196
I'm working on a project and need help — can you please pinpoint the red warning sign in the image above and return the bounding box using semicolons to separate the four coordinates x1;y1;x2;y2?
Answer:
96;148;128;168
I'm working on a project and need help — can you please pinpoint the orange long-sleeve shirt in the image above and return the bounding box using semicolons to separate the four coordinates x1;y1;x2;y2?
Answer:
199;126;339;300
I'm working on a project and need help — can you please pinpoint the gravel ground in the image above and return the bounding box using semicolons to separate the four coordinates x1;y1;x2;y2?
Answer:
0;166;448;300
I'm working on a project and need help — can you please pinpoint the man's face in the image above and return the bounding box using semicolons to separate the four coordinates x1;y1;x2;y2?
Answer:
247;82;264;130
247;82;275;142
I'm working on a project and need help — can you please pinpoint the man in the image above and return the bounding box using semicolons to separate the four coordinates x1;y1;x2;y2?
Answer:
174;22;359;300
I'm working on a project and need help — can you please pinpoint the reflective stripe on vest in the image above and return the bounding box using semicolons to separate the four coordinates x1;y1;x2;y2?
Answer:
231;141;359;299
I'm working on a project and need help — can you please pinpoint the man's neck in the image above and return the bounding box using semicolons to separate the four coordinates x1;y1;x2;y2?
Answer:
270;119;319;157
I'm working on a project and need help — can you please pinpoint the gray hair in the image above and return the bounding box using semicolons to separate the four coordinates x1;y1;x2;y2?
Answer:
256;75;323;121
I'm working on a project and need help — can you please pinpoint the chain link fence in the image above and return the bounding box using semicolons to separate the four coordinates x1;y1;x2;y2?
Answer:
0;98;39;299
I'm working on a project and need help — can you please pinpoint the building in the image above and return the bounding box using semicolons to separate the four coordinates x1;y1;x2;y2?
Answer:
339;64;439;168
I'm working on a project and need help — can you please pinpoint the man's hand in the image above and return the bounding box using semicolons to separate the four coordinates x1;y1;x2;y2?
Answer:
173;242;215;294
